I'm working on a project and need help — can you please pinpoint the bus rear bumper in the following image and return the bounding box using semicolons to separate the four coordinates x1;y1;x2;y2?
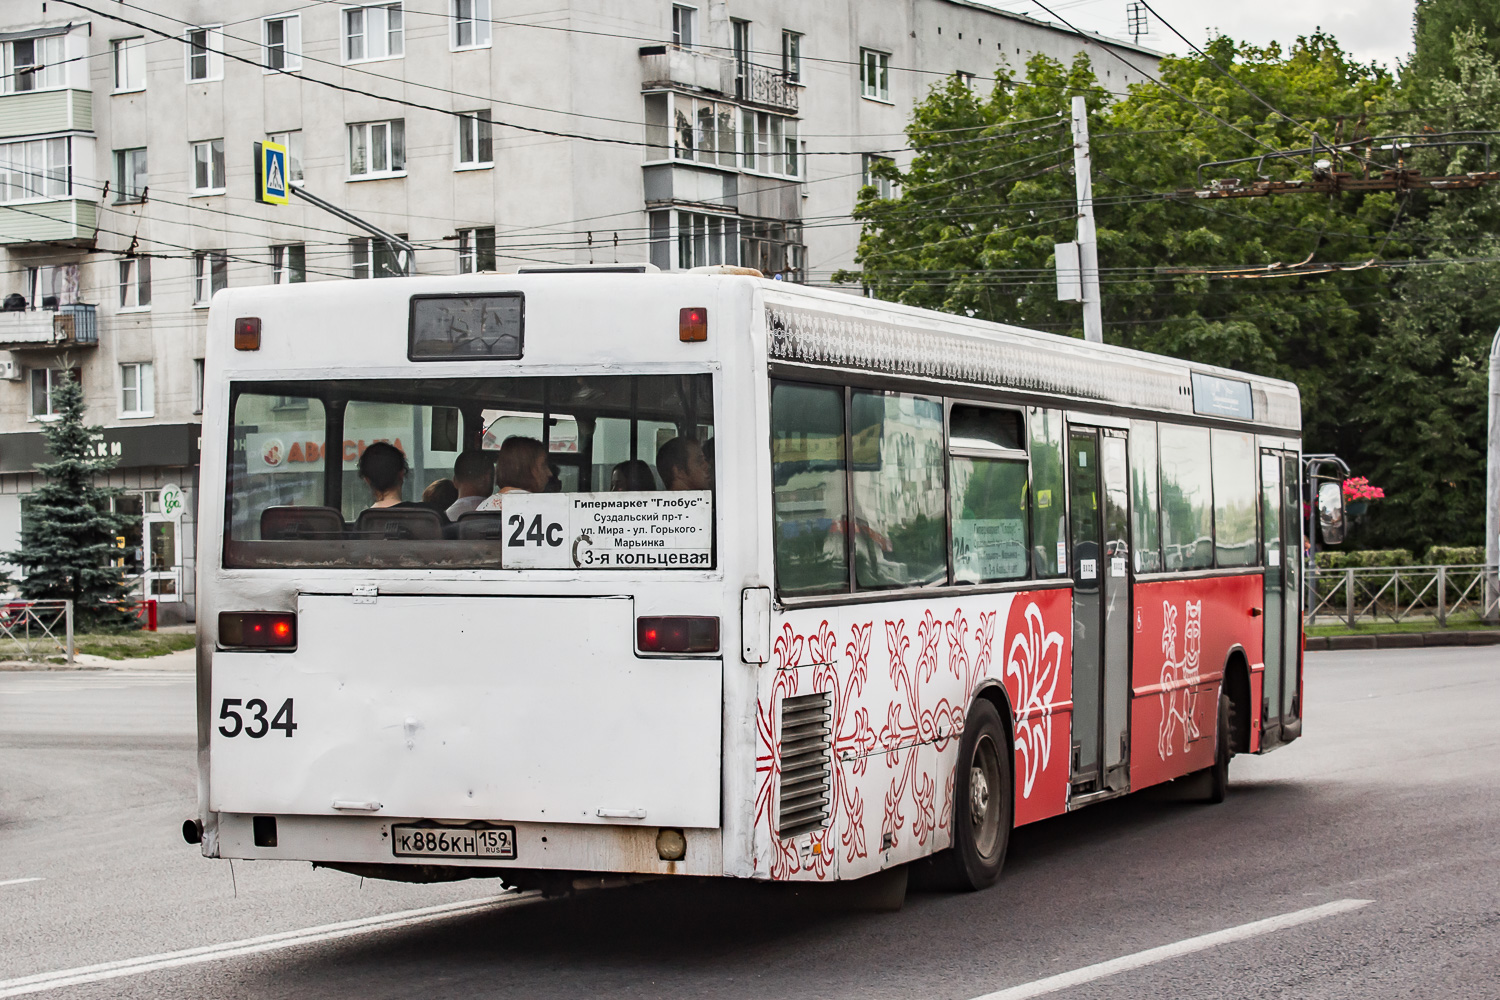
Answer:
208;813;725;881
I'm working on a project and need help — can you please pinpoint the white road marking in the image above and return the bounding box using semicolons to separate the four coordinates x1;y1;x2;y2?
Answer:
0;878;42;888
0;892;534;998
970;898;1372;1000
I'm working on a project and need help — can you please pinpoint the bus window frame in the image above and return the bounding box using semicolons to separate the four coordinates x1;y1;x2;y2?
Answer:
222;373;718;571
768;369;1299;607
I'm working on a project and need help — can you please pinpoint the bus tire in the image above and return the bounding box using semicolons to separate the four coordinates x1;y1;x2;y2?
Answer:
1204;690;1233;804
931;699;1012;891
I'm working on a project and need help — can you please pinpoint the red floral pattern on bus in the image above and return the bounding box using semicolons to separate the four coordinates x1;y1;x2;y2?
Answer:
754;593;1068;881
1006;600;1065;799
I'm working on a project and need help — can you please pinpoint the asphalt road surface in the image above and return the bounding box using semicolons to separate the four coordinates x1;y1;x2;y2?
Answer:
2;647;1496;999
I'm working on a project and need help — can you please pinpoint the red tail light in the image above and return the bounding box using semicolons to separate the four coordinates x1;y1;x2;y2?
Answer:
679;306;708;342
219;612;297;649
637;616;719;653
234;317;262;351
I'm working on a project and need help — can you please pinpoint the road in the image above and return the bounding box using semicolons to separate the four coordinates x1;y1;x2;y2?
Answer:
1;647;1496;999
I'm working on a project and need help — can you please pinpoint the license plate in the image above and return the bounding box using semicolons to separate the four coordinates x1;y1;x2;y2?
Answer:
392;824;516;860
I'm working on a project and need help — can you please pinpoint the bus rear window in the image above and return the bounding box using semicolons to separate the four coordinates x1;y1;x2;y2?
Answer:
224;375;714;570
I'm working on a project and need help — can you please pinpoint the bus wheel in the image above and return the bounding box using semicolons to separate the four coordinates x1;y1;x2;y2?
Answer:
1204;690;1233;804
931;699;1012;891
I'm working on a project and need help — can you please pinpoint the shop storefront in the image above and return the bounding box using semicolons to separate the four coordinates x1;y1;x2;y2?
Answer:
0;423;199;624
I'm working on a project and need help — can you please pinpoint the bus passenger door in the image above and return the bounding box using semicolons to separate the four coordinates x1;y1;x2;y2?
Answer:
1068;430;1103;793
1259;450;1303;745
1099;431;1131;792
1068;426;1131;798
1280;454;1302;730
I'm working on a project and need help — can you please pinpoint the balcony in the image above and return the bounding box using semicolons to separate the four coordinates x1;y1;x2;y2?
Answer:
0;197;97;246
0;303;98;349
0;88;92;141
640;45;734;95
739;64;799;113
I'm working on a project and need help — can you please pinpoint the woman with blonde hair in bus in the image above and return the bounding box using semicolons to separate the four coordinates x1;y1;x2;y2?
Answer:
475;436;550;511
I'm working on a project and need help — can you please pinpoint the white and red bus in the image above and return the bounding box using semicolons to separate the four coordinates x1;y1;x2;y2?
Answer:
191;270;1304;892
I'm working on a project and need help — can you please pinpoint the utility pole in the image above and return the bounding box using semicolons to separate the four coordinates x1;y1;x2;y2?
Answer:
1071;96;1103;343
1486;325;1500;622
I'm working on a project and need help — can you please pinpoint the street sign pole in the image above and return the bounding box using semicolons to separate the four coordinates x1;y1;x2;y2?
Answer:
1486;325;1500;621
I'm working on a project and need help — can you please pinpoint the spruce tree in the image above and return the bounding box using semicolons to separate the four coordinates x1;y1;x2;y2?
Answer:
7;370;139;631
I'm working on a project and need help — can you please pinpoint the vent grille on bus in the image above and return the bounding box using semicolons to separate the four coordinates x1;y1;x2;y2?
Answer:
777;692;832;839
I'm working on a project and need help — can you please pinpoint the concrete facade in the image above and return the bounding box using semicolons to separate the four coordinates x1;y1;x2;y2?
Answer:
0;0;1158;622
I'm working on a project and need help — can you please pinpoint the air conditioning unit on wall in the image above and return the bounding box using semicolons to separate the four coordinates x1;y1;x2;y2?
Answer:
0;357;21;381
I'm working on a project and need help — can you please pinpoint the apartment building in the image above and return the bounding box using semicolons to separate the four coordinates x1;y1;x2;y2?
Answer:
0;0;1159;621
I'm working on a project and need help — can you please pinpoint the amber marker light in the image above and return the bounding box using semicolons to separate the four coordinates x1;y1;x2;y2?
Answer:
679;306;707;342
234;317;262;351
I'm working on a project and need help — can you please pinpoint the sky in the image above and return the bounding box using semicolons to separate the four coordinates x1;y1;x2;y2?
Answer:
985;0;1420;71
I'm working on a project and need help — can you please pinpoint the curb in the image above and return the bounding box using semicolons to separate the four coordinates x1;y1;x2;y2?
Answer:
1307;630;1500;651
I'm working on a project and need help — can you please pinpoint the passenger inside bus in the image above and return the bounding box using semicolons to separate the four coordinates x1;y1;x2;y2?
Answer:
358;442;410;510
475;436;550;511
656;437;712;491
422;478;458;512
446;449;497;519
610;459;656;492
359;442;451;525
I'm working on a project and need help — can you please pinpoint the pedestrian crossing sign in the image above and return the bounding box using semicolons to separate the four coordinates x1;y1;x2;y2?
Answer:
256;140;289;205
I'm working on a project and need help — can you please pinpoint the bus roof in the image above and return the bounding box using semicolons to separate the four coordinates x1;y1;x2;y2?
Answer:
209;272;1300;434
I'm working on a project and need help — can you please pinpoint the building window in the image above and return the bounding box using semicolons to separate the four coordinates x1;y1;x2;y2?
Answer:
2;35;66;94
348;120;405;178
194;251;227;305
271;244;305;284
0;137;71;203
266;130;304;183
114;147;147;203
452;0;491;49
27;265;73;310
861;153;894;199
112;37;146;92
30;368;76;419
185;26;224;83
351;237;405;278
456;111;493;168
782;30;802;84
344;3;404;63
860;48;890;101
191;139;225;194
457;227;496;273
671;5;695;49
118;257;151;310
731;20;750;97
120;362;155;417
647;93;737;167
741;110;799;176
676;211;738;270
194;359;204;414
263;15;302;72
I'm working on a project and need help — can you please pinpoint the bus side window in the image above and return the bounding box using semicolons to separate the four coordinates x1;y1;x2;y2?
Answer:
770;382;848;596
1029;408;1067;578
1129;419;1162;572
850;390;946;590
1159;423;1214;571
1211;429;1257;567
949;404;1029;584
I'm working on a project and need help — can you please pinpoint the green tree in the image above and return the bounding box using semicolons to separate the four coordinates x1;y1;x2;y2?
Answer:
1351;23;1500;551
7;371;140;631
836;30;1500;551
1406;0;1500;104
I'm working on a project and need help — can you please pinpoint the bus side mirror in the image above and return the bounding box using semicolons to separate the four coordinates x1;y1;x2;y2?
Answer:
1317;481;1346;545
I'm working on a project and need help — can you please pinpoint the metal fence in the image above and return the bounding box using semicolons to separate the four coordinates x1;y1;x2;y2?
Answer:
0;599;74;663
1306;564;1500;628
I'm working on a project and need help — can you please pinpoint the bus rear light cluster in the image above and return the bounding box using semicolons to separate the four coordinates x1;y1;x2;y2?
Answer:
679;307;707;342
637;616;719;654
219;611;297;649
